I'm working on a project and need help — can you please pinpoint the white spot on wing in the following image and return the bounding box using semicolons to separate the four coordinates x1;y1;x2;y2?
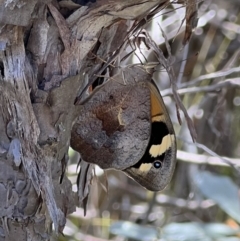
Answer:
139;163;152;173
149;134;175;157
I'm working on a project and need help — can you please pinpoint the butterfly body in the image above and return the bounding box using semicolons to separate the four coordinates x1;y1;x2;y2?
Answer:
71;66;176;191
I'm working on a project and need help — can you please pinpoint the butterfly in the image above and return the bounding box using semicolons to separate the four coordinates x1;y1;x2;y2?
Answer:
70;65;176;191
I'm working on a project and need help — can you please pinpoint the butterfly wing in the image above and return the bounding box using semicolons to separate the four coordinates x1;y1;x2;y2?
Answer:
71;79;152;170
124;81;177;191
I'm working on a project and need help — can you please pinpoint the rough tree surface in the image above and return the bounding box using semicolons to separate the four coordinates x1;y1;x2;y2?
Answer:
0;0;197;240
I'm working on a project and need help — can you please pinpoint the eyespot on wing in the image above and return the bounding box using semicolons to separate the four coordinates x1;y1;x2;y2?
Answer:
123;82;177;191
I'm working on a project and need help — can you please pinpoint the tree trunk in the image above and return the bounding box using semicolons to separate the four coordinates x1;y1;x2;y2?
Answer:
0;0;195;240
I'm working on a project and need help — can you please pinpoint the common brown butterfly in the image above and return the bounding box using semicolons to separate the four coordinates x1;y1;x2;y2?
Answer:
71;65;176;191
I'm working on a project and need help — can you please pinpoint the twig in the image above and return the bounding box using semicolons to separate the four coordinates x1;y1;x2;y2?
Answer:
177;150;240;167
156;194;215;210
108;176;216;211
141;29;197;141
162;77;240;96
180;66;240;88
177;42;189;85
76;42;127;102
178;139;240;174
141;192;157;225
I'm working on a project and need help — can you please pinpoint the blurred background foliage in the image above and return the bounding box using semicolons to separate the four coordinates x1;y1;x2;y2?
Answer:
61;0;240;240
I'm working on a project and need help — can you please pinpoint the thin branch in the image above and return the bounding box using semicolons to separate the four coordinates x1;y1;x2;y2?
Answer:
156;194;215;210
177;138;240;176
162;77;240;96
108;177;216;211
180;66;240;88
177;150;240;167
141;29;197;141
177;42;189;85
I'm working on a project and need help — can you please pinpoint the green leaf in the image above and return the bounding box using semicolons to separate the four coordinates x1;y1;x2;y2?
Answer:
194;171;240;223
110;221;158;241
204;223;240;238
162;222;240;241
162;222;211;241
